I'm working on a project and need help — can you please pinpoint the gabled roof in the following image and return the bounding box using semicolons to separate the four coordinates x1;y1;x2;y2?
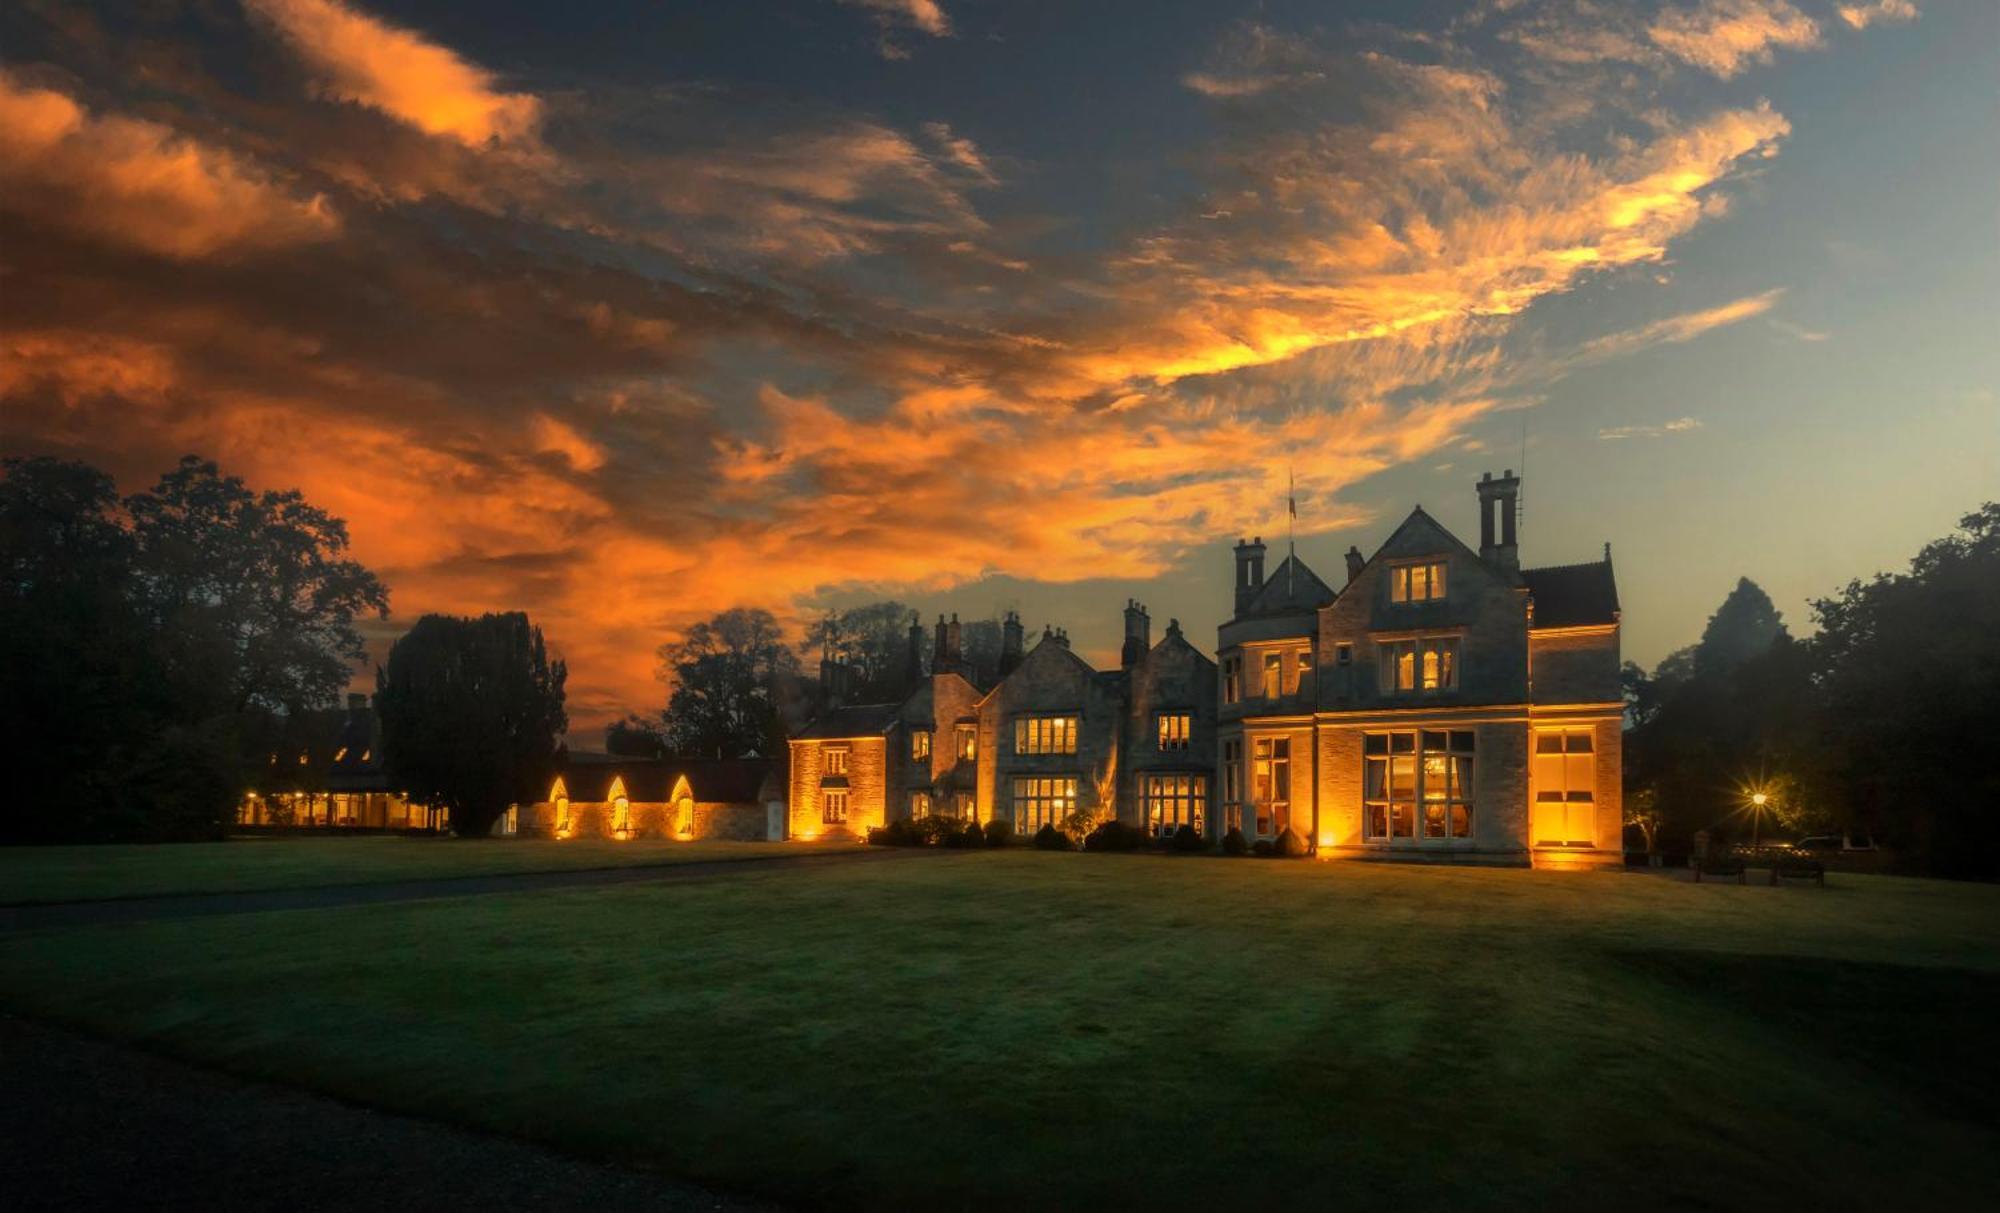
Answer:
1524;560;1621;628
552;757;775;804
1242;554;1338;617
792;702;901;741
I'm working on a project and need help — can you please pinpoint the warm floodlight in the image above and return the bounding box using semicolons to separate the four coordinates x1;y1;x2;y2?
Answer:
1751;792;1769;806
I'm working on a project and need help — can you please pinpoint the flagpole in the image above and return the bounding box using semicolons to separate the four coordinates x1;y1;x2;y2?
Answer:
1287;466;1296;596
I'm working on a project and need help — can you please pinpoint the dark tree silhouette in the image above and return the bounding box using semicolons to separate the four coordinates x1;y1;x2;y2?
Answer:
658;608;798;758
604;715;668;757
804;600;920;698
1693;577;1789;678
1812;504;2000;877
1;455;388;842
127;456;388;716
377;612;567;838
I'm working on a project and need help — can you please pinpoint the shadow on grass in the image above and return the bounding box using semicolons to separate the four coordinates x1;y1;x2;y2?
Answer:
1617;949;2000;1124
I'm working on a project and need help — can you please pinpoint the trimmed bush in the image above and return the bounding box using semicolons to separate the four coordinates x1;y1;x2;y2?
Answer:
1172;823;1207;853
1222;827;1248;856
941;821;970;848
983;818;1012;848
1033;823;1073;851
1275;827;1310;858
1084;820;1145;852
958;820;985;848
909;815;960;846
1251;839;1275;857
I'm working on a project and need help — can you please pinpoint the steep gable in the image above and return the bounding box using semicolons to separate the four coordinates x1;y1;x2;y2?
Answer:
1242;553;1337;617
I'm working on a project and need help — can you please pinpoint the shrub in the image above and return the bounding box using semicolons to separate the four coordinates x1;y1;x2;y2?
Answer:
1275;827;1310;858
1222;827;1248;856
983;818;1012;848
963;819;986;847
1251;839;1275;857
1034;822;1073;851
1084;820;1145;852
1172;823;1207;853
908;815;960;846
941;821;969;848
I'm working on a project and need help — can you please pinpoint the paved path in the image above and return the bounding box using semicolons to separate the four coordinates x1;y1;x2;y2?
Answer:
0;1014;776;1212
0;847;912;933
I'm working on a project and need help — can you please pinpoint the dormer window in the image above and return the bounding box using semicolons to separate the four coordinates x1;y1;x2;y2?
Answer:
911;730;932;762
1390;560;1447;604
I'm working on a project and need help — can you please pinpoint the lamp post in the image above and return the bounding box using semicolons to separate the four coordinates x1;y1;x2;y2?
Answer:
1751;792;1769;847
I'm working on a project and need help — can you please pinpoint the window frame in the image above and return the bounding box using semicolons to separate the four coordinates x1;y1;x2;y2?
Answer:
823;745;850;775
1379;637;1460;694
1363;729;1474;844
822;788;850;825
1251;735;1291;838
911;730;932;763
1388;559;1448;604
954;723;978;762
1531;728;1598;847
1143;774;1208;838
1013;714;1078;755
1156;711;1192;752
1011;775;1078;831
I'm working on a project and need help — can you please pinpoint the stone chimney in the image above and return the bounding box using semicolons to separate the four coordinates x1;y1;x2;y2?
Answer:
1233;536;1267;616
945;613;963;671
1054;626;1071;650
1477;470;1521;571
906;612;924;687
819;652;851;706
933;614;951;676
999;610;1025;678
1121;599;1151;668
1344;546;1365;584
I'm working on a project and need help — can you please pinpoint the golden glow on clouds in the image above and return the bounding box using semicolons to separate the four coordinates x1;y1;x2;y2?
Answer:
0;70;337;259
1837;2;1919;32
245;0;544;149
0;0;1911;725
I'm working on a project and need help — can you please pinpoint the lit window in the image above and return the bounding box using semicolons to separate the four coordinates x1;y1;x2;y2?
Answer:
1262;652;1282;699
333;747;349;762
824;746;850;775
1251;737;1291;837
823;788;849;825
1380;638;1459;693
1363;731;1473;842
554;796;571;834
911;730;932;762
1223;657;1241;705
954;791;976;821
1156;712;1192;752
1144;774;1207;837
612;795;632;836
1011;776;1077;831
909;790;932;819
1390;561;1448;604
955;724;977;762
1013;715;1077;755
1532;730;1597;847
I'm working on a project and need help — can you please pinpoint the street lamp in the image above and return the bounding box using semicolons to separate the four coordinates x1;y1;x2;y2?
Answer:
1751;792;1769;847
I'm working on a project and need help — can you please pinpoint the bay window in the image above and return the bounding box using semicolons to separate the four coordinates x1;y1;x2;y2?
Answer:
1364;730;1474;842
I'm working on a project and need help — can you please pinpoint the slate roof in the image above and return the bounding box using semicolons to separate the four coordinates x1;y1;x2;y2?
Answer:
792;702;901;741
553;756;776;804
1241;554;1338;617
1523;560;1621;628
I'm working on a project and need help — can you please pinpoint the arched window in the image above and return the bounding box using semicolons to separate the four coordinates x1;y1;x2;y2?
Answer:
555;796;571;835
613;795;632;837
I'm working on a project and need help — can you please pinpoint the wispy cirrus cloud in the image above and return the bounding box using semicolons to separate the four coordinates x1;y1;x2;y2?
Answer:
1573;289;1787;363
838;0;952;59
1599;417;1703;440
243;0;544;149
1838;1;1919;32
1648;1;1822;77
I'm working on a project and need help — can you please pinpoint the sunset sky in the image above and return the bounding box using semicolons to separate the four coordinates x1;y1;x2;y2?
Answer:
2;0;1993;733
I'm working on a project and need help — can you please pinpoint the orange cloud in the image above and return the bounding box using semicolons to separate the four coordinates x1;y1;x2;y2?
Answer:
1837;1;1919;31
244;0;543;149
0;70;337;259
1647;1;1821;77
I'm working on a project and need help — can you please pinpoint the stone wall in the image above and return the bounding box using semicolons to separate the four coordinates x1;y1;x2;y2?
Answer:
1529;628;1621;706
787;736;887;838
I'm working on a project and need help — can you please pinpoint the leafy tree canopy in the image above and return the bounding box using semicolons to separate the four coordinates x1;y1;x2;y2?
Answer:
377;612;567;838
658;608;799;758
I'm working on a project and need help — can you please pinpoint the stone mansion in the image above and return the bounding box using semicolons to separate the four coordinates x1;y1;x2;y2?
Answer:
788;471;1624;867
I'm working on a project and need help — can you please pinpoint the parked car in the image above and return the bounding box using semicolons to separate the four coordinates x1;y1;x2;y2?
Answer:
1795;833;1879;853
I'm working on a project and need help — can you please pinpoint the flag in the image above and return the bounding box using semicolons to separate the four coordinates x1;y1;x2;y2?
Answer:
1288;468;1296;517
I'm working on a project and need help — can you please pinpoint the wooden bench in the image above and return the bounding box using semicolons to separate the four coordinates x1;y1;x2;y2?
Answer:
1693;856;1747;884
1770;854;1826;887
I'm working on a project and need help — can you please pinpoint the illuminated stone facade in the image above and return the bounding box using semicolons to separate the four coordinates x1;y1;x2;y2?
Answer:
789;608;1218;838
1220;471;1624;867
519;757;783;841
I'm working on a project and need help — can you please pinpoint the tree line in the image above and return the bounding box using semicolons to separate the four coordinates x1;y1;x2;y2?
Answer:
1623;503;2000;879
1;454;1008;842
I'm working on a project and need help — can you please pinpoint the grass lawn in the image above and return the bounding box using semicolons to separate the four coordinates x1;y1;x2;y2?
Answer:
2;853;1996;1209
0;836;858;905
